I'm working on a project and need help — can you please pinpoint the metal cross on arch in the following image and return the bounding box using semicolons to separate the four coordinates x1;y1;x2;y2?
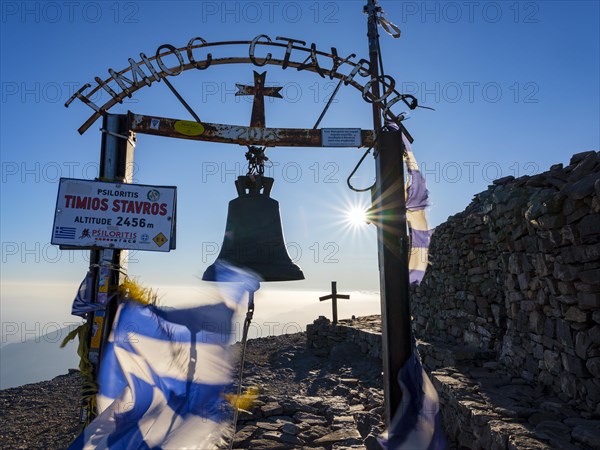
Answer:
235;71;283;128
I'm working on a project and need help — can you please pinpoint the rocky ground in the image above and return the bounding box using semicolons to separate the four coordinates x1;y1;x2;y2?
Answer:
227;332;386;449
0;332;391;449
0;370;82;449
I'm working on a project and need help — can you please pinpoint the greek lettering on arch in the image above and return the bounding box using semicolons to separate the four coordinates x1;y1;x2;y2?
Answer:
249;34;273;67
139;52;162;82
94;76;122;103
329;48;357;80
296;43;325;78
155;44;185;76
107;69;136;98
187;37;212;70
64;36;415;135
276;36;307;70
126;58;154;87
343;58;371;85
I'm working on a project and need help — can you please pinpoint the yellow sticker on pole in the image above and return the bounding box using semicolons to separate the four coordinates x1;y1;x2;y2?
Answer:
174;120;205;136
98;275;109;293
90;315;104;349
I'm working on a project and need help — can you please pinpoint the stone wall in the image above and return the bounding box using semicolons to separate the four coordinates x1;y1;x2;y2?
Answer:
307;316;382;360
305;316;600;448
411;151;600;413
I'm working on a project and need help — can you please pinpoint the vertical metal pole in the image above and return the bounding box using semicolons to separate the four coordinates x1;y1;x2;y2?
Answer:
99;114;135;354
366;0;383;133
331;281;338;325
85;114;135;418
365;0;413;427
373;131;412;426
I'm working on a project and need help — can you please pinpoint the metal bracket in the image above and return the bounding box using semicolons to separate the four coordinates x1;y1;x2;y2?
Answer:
99;128;136;147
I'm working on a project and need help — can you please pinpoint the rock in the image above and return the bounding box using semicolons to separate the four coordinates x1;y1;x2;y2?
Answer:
575;331;593;359
562;173;599;199
564;306;588;322
349;404;365;413
314;429;361;444
262;431;283;441
261;402;284;417
572;422;600;447
300;425;330;441
248;439;293;449
534;420;570;441
569;151;597;166
333;415;355;425
233;425;257;447
556;319;574;349
553;263;579;281
354;411;376;438
564;418;600;428
293;412;328;426
507;435;553;450
364;433;384;450
494;176;515;185
578;268;600;284
543;350;562;375
586;357;600;378
536;214;565;229
331;438;364;448
528;412;560;425
578;214;600;237
561;243;600;264
279;433;304;445
578;292;600;309
281;423;300;435
256;421;282;431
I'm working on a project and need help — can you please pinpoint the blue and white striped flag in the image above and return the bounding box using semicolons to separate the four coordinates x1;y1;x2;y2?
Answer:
69;263;257;449
403;133;431;285
379;351;447;450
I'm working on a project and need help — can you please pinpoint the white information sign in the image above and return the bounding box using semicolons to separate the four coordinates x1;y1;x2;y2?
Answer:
321;128;362;147
52;178;177;252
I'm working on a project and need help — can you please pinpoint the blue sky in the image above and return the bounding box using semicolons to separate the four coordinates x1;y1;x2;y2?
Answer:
1;1;599;342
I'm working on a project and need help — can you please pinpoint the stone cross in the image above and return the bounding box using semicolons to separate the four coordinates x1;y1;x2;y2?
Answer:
235;71;283;128
319;281;350;325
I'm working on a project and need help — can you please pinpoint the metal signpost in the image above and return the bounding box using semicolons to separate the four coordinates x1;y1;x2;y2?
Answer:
60;0;418;426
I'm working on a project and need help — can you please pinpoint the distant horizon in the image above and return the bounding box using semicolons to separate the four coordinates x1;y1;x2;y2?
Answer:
0;289;381;389
0;286;381;346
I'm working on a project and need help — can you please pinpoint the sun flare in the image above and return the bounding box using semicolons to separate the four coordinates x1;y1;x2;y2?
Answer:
346;206;368;228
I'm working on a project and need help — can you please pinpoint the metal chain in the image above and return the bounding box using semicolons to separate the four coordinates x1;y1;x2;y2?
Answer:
245;146;268;176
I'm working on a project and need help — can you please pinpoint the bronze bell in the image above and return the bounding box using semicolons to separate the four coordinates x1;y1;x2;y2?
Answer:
203;175;304;282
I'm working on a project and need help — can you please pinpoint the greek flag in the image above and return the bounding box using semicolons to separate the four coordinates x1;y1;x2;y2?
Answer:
69;263;257;449
71;270;102;318
379;351;447;450
404;133;431;285
55;226;77;239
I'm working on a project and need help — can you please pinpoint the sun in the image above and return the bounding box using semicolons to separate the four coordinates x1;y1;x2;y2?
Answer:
346;205;368;228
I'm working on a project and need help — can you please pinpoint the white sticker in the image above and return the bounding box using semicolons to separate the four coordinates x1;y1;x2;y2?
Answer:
322;128;362;147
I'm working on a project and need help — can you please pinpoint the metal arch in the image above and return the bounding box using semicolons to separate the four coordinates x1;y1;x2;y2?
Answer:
67;38;415;139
